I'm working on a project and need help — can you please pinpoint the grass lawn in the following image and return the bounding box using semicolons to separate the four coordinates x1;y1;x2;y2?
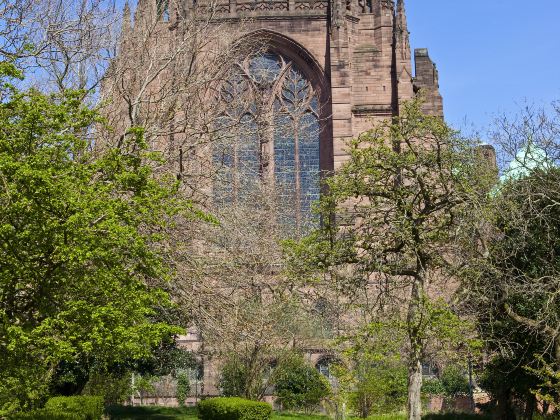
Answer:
106;406;497;420
106;405;333;420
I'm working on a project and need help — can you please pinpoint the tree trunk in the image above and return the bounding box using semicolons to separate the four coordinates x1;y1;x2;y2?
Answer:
407;356;423;420
523;392;536;420
496;387;516;420
407;275;424;420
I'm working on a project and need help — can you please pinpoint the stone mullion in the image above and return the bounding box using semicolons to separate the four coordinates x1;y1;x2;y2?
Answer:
233;136;239;204
293;115;302;232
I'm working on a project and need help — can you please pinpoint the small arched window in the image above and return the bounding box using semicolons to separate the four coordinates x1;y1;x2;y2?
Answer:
316;357;334;380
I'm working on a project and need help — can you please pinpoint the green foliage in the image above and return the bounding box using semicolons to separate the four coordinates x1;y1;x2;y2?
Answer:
0;67;190;413
439;366;469;397
422;366;469;398
421;378;446;396
348;362;408;417
177;371;191;407
8;408;82;419
273;354;331;412
527;356;560;405
45;396;104;419
286;98;492;419
334;322;408;418
219;356;253;398
135;336;197;378
197;397;272;420
81;370;134;405
464;167;560;409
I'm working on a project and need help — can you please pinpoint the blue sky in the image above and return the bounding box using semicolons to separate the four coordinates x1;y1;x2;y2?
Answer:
407;0;560;133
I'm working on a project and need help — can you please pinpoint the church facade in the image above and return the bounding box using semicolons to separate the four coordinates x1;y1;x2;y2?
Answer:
120;0;444;406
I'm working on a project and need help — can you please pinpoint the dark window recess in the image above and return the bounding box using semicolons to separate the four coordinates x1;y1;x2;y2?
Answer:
422;362;439;377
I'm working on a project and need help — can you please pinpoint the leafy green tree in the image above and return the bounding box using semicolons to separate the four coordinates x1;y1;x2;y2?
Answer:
273;353;331;413
286;99;492;420
461;104;560;418
0;64;188;414
478;355;543;420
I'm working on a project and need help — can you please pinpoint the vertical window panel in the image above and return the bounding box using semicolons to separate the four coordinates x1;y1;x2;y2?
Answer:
216;51;321;230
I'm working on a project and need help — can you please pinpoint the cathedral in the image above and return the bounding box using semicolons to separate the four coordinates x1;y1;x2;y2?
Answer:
114;0;445;406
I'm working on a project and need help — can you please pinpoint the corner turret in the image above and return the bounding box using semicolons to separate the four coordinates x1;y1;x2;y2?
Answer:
413;48;443;117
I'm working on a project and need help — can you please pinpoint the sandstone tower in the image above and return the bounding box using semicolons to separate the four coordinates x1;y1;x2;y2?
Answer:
119;0;443;172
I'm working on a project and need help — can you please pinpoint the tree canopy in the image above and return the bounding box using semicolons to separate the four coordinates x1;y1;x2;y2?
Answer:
0;64;187;413
286;99;493;420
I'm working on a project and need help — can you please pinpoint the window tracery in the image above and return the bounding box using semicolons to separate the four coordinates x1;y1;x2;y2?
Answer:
215;52;321;231
157;0;170;21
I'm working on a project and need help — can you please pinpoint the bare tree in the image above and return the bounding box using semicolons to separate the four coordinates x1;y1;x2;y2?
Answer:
97;0;333;401
461;103;560;411
0;0;121;95
169;181;321;399
99;1;265;199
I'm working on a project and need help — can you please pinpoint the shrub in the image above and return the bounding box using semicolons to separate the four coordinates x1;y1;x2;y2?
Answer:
8;408;82;419
81;371;133;405
422;378;446;396
177;371;191;407
197;397;272;420
422;365;470;398
440;366;470;397
273;354;330;412
45;396;104;420
348;363;408;417
218;357;252;398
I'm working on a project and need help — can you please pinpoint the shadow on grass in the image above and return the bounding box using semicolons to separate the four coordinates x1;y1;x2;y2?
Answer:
106;405;198;419
273;413;329;419
106;406;504;420
422;414;492;420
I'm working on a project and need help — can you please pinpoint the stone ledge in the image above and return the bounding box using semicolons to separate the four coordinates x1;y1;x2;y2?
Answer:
352;104;392;116
354;43;380;54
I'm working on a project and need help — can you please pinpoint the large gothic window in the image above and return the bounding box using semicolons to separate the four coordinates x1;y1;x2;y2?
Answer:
215;52;321;231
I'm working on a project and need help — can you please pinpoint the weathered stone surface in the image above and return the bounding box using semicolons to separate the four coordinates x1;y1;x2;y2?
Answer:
118;0;444;403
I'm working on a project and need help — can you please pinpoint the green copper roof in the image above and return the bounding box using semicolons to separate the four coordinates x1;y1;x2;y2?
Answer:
500;143;552;183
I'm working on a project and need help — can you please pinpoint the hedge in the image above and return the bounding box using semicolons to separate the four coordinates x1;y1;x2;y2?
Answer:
45;396;104;420
8;408;82;419
198;397;272;420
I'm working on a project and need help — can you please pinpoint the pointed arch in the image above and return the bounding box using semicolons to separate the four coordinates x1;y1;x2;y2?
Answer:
214;30;333;230
237;29;334;174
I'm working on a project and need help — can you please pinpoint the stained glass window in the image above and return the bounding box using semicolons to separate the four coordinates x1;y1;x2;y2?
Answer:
157;0;170;21
215;52;321;231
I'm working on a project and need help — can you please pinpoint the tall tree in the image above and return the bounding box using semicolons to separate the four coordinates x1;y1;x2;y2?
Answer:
0;65;191;413
288;99;493;420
